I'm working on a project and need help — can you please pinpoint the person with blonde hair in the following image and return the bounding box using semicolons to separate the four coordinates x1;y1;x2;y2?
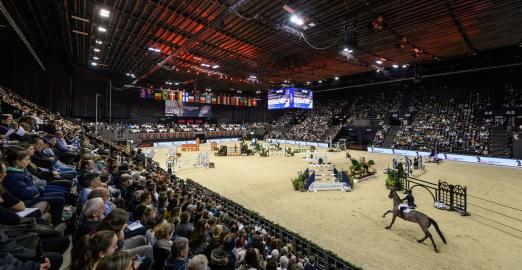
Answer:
188;255;208;270
152;222;175;269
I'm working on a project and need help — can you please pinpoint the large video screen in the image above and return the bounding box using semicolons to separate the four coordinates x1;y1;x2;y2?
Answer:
165;100;212;117
267;88;313;110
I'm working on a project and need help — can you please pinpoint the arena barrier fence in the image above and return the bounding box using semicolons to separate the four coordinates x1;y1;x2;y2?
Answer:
185;179;361;270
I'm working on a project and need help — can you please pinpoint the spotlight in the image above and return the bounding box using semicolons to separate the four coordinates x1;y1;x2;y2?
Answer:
402;64;409;68
91;62;98;66
93;48;100;52
98;27;107;32
318;80;322;83
148;47;161;52
334;76;339;80
96;40;103;45
343;47;353;53
249;75;257;79
212;65;219;69
174;83;179;86
290;15;304;26
93;56;99;60
392;64;399;69
375;60;383;64
99;9;110;18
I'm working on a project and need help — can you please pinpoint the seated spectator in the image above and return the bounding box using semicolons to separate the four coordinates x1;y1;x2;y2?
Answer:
0;114;14;135
97;208;153;261
0;226;63;270
51;131;78;164
94;251;137;270
71;230;118;270
2;146;65;226
189;219;208;255
88;187;115;216
165;236;189;270
152;222;175;270
188;255;208;270
76;197;105;241
134;191;152;222
174;212;194;238
238;248;264;270
78;173;102;211
30;137;77;180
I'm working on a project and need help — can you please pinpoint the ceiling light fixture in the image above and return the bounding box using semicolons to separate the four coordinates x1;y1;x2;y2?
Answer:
334;76;339;81
290;15;304;26
392;64;399;68
98;26;107;32
402;64;409;68
212;65;219;69
93;56;99;60
318;80;322;83
91;62;98;66
99;9;110;18
93;48;100;52
96;40;102;44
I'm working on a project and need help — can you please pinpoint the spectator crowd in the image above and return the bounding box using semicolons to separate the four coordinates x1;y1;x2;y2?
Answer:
1;86;322;270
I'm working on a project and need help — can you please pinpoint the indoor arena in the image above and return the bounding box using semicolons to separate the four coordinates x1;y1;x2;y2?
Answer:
0;1;521;270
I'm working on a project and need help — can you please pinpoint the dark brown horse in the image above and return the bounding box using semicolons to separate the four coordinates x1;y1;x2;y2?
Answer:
383;189;447;252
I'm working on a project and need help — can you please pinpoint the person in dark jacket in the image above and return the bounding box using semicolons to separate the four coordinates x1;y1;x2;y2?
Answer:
0;226;61;270
174;212;194;238
30;138;77;181
164;236;189;270
2;147;65;226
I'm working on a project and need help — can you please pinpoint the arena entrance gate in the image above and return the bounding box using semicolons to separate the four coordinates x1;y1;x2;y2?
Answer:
399;175;468;216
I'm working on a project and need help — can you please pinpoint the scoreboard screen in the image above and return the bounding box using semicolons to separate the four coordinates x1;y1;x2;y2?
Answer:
267;88;313;110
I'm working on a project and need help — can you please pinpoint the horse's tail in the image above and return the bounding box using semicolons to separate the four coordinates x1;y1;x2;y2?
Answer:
429;217;447;244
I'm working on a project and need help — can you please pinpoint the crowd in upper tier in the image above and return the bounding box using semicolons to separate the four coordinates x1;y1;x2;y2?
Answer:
1;85;321;270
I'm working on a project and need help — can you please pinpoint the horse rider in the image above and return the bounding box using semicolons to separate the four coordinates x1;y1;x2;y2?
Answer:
398;190;416;217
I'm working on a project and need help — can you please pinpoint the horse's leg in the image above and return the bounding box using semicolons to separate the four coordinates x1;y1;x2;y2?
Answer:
422;227;438;252
417;235;429;243
385;213;397;229
382;210;392;218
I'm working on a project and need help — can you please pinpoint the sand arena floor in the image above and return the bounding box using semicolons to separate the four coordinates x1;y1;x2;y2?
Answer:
151;142;522;270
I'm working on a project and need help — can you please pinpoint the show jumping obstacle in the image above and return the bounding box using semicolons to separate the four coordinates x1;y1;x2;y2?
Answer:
305;166;352;192
398;175;468;216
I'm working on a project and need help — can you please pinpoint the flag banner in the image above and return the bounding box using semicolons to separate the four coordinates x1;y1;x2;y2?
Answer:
168;90;175;101
162;89;168;100
154;92;162;100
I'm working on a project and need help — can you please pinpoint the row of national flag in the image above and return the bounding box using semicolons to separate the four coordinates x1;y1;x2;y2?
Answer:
139;89;258;107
